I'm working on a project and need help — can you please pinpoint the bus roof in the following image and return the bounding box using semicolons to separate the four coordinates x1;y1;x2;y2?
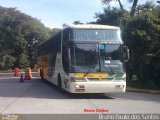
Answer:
63;24;120;30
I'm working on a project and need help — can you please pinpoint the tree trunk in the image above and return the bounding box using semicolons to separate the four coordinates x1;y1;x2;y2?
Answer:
130;0;138;16
117;0;123;10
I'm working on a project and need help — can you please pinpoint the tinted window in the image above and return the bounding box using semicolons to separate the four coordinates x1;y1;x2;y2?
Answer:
72;29;122;41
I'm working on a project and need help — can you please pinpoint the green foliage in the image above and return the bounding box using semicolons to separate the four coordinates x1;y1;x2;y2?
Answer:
124;2;160;83
127;80;160;90
19;52;29;68
95;7;130;26
73;21;83;25
101;0;139;16
0;6;53;70
0;53;16;70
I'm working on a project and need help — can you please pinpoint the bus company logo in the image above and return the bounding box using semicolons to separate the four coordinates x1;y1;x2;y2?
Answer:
84;108;109;113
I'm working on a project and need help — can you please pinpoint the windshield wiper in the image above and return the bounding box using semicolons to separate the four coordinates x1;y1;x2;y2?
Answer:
84;49;97;76
84;67;90;77
84;60;93;77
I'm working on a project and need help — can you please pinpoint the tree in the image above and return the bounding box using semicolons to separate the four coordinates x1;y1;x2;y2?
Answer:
123;2;160;82
95;7;130;26
0;6;52;70
102;0;139;16
95;2;160;83
19;52;29;68
130;0;138;16
73;21;83;25
102;0;123;10
0;53;16;70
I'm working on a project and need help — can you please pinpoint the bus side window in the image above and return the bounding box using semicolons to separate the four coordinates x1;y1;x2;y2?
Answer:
62;30;70;74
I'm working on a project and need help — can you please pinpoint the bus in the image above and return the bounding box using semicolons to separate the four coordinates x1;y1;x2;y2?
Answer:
37;24;129;93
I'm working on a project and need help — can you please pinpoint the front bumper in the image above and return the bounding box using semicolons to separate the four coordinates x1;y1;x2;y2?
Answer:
68;81;126;93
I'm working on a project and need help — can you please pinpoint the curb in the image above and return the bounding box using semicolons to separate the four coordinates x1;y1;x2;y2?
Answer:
126;87;160;94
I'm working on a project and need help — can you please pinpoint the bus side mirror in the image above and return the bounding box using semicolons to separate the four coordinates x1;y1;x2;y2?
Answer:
123;46;130;62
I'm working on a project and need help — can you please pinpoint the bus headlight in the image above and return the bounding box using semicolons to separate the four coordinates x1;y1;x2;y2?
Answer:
75;85;85;88
75;85;85;92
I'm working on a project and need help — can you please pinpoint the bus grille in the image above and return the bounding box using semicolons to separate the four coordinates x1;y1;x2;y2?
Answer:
87;78;113;81
75;78;114;81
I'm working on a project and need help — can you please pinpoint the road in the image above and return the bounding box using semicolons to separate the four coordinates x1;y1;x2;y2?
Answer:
0;75;159;115
0;76;159;120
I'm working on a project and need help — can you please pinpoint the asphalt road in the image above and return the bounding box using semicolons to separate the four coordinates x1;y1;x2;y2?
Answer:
0;75;159;115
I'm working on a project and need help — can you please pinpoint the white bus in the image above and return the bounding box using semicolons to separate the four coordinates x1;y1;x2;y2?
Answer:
37;24;129;93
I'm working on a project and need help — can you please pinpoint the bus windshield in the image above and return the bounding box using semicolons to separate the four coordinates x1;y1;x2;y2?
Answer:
70;43;124;74
72;29;122;41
